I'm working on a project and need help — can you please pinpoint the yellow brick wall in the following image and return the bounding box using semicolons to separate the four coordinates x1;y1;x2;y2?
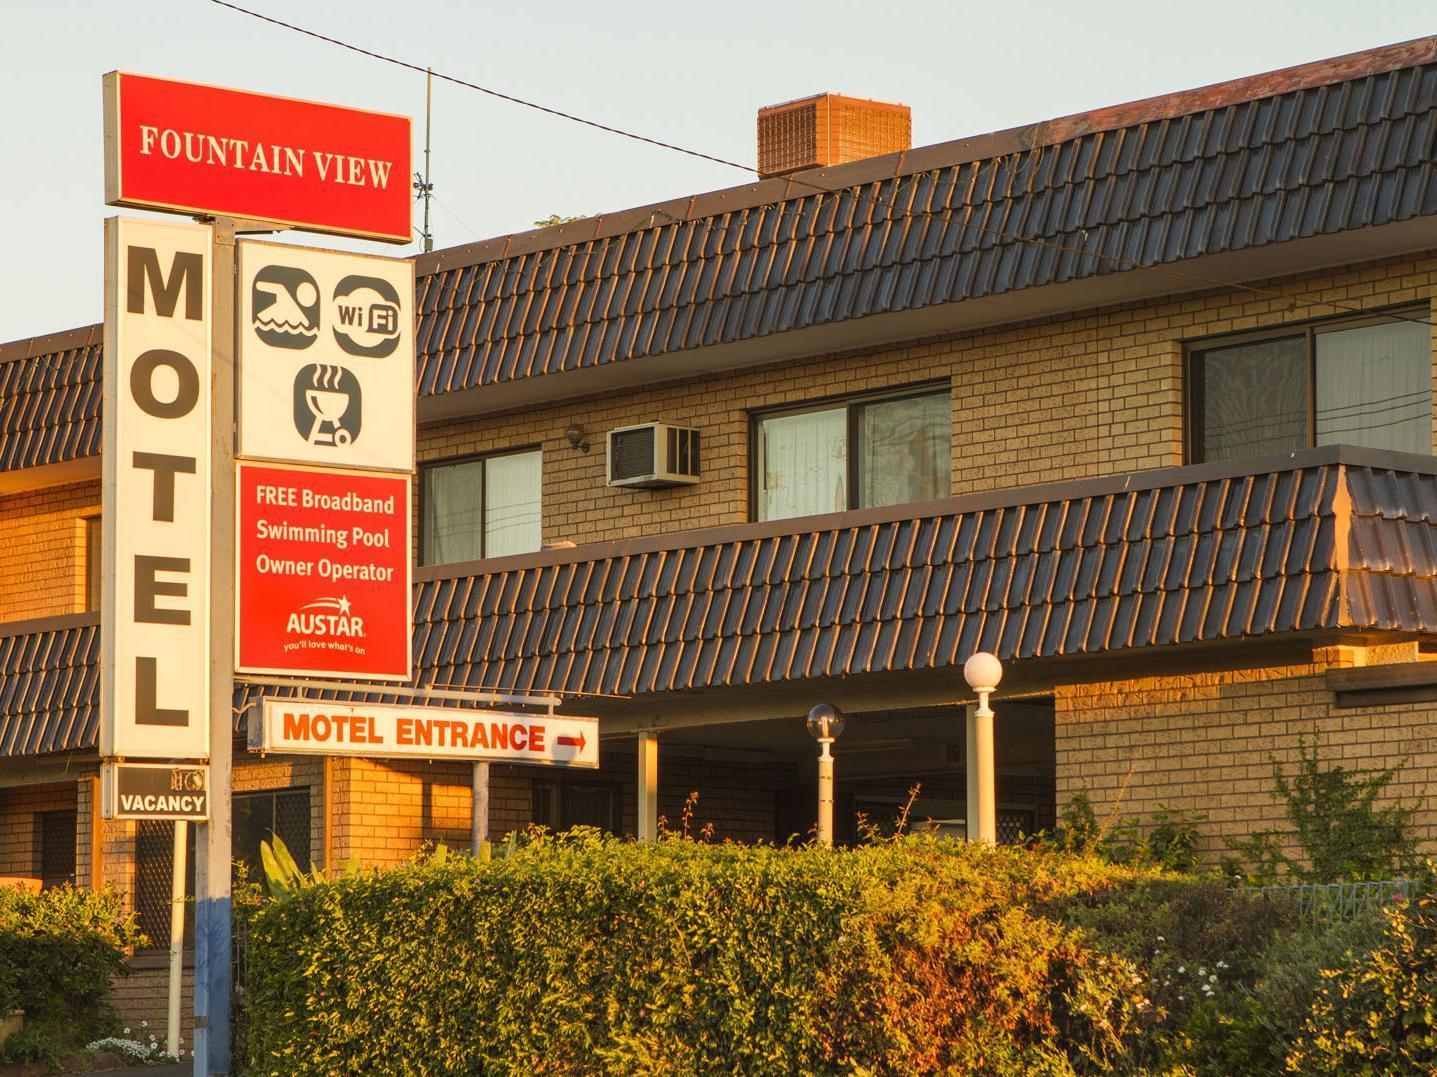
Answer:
0;480;98;621
1054;644;1437;866
0;781;76;881
417;253;1437;553
112;965;193;1051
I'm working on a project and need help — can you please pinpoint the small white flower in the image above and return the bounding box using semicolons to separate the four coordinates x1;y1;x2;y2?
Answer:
1198;967;1207;976
1209;974;1218;983
1156;935;1165;942
123;1027;131;1035
1177;966;1185;974
140;1021;148;1029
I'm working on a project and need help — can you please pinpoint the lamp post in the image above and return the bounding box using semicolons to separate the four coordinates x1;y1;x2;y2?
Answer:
807;703;845;847
962;652;1003;844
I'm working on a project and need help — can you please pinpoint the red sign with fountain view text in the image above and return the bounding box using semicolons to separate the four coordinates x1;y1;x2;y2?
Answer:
103;72;412;242
237;462;411;680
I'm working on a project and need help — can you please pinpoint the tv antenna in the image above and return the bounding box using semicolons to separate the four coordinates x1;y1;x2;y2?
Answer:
413;67;434;252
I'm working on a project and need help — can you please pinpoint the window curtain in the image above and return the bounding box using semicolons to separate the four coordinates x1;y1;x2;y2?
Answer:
421;457;484;564
860;392;950;508
1200;336;1309;461
1316;321;1431;455
759;408;847;521
484;450;542;558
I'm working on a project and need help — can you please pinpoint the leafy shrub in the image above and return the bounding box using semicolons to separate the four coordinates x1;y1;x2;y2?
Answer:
1047;791;1206;873
0;884;143;1065
244;834;1164;1076
1049;876;1296;1073
1285;873;1437;1073
1225;741;1419;884
1195;915;1387;1075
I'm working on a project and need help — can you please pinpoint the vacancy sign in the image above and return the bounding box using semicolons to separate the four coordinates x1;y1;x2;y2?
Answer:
253;701;599;768
103;72;412;242
101;217;212;760
236;462;411;680
103;762;210;821
237;241;415;472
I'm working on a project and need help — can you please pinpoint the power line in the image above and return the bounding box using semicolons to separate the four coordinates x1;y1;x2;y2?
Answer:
206;0;753;175
208;0;1434;329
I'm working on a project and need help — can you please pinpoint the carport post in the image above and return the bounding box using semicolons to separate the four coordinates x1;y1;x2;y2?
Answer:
965;705;979;838
962;652;1003;845
637;733;658;841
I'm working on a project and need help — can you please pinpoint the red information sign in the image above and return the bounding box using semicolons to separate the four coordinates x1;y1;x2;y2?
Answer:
103;72;412;242
236;462;411;679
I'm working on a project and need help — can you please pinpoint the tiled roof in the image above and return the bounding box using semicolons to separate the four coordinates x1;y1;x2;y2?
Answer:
0;617;98;756
408;449;1437;698
3;42;1437;473
411;44;1437;396
6;448;1437;756
0;328;102;471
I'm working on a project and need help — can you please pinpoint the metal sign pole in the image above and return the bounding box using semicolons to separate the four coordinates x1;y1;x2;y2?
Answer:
471;761;490;854
194;218;237;1077
167;819;188;1058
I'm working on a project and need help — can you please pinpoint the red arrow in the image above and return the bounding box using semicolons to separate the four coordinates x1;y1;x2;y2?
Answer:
556;732;586;750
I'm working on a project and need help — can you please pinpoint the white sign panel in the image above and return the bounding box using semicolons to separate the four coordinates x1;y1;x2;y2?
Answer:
253;700;599;768
101;217;212;760
237;240;414;472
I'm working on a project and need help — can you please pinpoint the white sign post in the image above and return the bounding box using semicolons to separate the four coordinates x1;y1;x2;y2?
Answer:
101;217;213;762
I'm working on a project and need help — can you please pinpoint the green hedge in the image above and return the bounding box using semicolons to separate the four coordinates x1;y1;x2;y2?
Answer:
245;834;1423;1075
245;835;1169;1075
0;884;143;1064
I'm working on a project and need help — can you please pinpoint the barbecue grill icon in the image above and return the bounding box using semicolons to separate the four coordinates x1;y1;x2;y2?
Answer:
293;364;361;447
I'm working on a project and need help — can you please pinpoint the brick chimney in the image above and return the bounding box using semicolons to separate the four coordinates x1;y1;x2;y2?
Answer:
757;93;911;179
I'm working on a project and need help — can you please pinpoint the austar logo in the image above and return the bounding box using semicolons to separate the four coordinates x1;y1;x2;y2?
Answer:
286;595;366;638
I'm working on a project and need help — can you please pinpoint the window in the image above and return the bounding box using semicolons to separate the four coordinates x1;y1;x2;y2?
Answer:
84;516;101;612
531;778;616;833
134;788;310;950
135;821;194;949
421;449;542;565
755;386;950;522
232;788;312;882
1191;311;1432;462
38;809;76;889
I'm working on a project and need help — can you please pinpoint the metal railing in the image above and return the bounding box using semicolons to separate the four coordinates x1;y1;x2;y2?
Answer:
1234;878;1414;923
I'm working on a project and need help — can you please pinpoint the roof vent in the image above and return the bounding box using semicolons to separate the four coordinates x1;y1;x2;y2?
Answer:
757;93;911;179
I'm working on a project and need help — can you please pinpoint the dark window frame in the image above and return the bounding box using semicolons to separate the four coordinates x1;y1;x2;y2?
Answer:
418;445;543;566
83;515;101;613
1184;305;1431;464
37;808;77;889
749;380;952;522
530;774;622;834
134;786;311;953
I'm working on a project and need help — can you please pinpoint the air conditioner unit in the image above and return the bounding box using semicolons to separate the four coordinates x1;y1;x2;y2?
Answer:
606;423;700;488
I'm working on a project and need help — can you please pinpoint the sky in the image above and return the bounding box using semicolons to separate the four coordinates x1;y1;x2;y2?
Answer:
0;0;1433;343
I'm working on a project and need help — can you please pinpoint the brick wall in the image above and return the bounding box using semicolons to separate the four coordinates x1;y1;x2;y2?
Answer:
418;253;1437;553
112;965;192;1052
0;480;98;621
0;781;75;881
1054;643;1437;865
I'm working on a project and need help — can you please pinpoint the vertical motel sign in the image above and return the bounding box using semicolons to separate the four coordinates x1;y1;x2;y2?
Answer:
102;70;413;1077
101;217;213;760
